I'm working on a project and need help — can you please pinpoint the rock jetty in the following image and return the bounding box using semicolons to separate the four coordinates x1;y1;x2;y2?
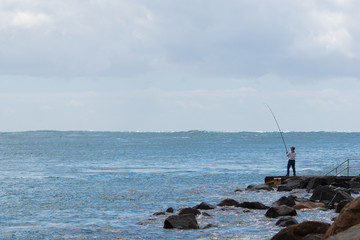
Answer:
152;175;360;239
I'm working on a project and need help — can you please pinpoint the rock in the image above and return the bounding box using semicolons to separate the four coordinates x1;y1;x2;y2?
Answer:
300;233;324;240
153;211;166;216
283;177;309;189
306;177;328;190
237;201;269;210
310;185;337;203
202;212;211;217
349;180;360;190
271;221;330;240
246;184;274;191
328;191;353;209
178;207;201;216
323;197;360;239
275;216;298;227
194;202;216;210
202;223;218;229
271;196;296;207
166;207;174;213
265;205;297;218
164;214;199;229
293;202;326;210
277;185;293;192
217;198;240;207
335;200;350;213
327;224;360;240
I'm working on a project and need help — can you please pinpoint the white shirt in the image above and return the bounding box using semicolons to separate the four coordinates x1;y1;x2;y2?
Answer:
286;151;296;160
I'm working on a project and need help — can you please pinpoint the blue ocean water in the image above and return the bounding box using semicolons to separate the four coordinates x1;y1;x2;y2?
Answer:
0;131;360;239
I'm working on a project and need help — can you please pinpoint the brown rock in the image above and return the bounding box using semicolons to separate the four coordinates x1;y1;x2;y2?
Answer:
323;197;360;239
293;202;326;210
271;221;330;240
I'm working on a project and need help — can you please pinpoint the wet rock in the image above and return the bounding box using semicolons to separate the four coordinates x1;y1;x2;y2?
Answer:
164;214;199;229
275;216;298;227
306;177;328;191
271;221;330;240
166;207;174;213
293;202;326;210
271;196;296;207
335;200;350;213
246;184;274;191
282;177;309;189
327;191;353;209
153;211;166;216
217;198;240;207
277;185;293;192
310;185;337;203
201;212;211;217
265;205;297;218
193;202;216;210
237;201;269;210
202;223;218;229
323;197;360;239
349;180;360;190
178;207;201;216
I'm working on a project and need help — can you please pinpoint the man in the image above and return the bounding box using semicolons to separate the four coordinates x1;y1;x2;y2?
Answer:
286;146;296;176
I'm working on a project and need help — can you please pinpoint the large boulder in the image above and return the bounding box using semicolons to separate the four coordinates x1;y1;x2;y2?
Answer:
323;197;360;239
310;185;337;203
237;201;269;210
293;202;326;210
327;191;353;209
306;177;329;190
265;205;297;218
164;214;199;229
217;198;240;207
271;221;330;240
327;224;360;240
271;196;296;208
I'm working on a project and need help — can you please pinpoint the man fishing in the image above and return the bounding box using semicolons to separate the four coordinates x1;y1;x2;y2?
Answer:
286;146;296;176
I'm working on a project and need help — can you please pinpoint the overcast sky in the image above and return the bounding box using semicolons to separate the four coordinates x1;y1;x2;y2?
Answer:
1;0;360;132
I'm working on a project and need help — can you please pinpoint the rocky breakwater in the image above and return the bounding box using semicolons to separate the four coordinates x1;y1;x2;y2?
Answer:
152;176;360;239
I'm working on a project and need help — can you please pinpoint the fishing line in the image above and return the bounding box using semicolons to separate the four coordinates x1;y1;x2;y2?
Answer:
265;103;288;153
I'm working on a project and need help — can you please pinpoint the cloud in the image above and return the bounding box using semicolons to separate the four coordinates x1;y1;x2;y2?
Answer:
0;0;359;82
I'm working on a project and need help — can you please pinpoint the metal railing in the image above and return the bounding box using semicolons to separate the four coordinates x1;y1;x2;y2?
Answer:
325;158;360;176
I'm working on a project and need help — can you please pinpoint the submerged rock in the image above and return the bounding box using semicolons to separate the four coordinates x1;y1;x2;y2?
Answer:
275;216;298;227
164;214;199;229
246;184;274;191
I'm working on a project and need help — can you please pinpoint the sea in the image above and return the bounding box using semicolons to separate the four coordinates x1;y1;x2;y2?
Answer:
1;131;360;239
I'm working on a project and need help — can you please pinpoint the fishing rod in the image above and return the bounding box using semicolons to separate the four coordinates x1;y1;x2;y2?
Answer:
265;103;288;153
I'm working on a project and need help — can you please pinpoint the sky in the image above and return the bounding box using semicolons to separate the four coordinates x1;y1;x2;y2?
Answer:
1;0;360;132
